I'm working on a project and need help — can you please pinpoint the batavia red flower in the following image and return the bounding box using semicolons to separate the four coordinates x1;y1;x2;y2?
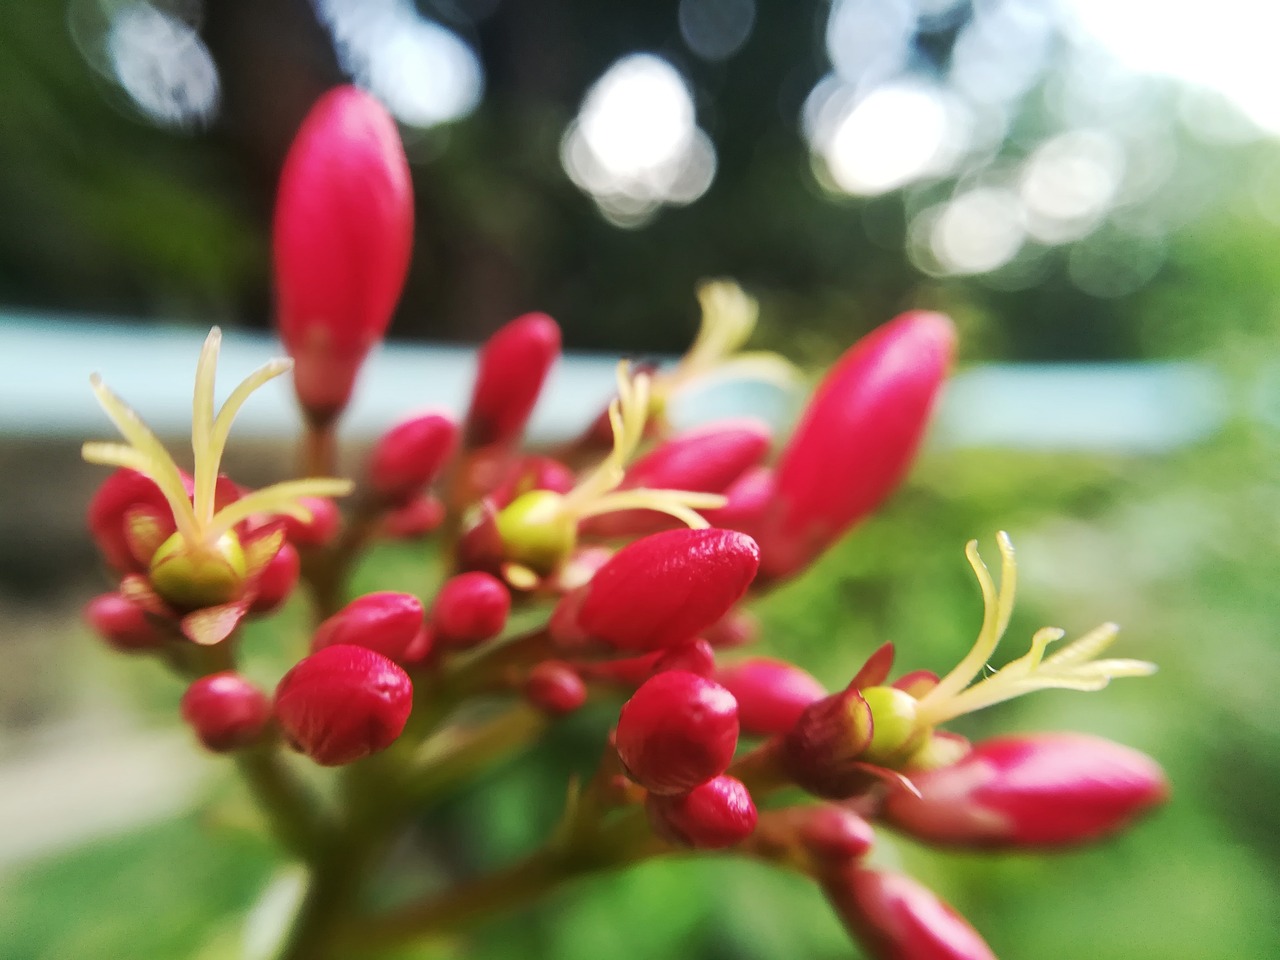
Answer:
552;528;760;651
718;657;827;735
799;806;876;864
615;670;739;795
274;86;414;425
758;311;956;578
646;774;758;848
312;592;425;663
821;866;997;960
464;312;562;448
84;592;165;651
881;733;1169;849
524;660;588;716
430;572;511;649
275;644;413;766
181;672;271;752
369;413;459;505
281;496;343;548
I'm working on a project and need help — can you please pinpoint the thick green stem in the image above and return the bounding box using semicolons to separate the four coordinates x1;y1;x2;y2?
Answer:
235;746;328;862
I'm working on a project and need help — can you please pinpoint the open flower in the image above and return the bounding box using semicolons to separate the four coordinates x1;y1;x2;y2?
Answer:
82;327;353;639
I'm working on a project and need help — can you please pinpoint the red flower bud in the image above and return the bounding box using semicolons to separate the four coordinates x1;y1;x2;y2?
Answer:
700;466;775;539
312;592;425;662
552;529;760;652
282;496;342;548
701;609;760;649
369;413;458;504
84;592;165;651
615;671;739;795
524;660;588;715
249;542;300;615
881;733;1169;849
274;86;413;424
382;494;446;540
800;806;876;863
821;867;996;960
465;313;561;447
181;672;271;752
718;658;827;736
87;469;179;573
760;311;955;578
653;638;716;678
430;572;511;649
646;775;758;848
782;685;876;799
275;644;413;766
583;420;771;536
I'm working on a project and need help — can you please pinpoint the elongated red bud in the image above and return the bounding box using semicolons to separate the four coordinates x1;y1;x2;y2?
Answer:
431;572;511;649
274;86;413;425
800;806;876;863
700;466;775;539
615;670;739;795
646;775;758;848
87;469;179;573
821;867;996;960
718;658;827;735
382;494;446;539
181;672;271;752
552;529;760;651
760;311;955;578
282;496;342;548
249;542;300;615
465;313;561;447
369;413;458;505
584;420;771;536
312;592;425;662
882;733;1169;849
524;660;588;715
84;592;165;651
275;644;413;766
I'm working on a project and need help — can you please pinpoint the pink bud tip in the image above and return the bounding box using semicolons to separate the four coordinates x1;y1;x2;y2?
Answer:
249;542;300;615
525;660;588;715
181;672;271;752
431;572;511;649
84;592;165;652
646;775;758;849
615;670;739;795
760;311;956;578
282;497;343;548
882;733;1169;849
718;657;827;735
553;528;760;652
821;867;996;960
275;644;413;766
369;413;459;504
465;312;562;448
800;806;876;863
312;591;425;663
274;86;414;424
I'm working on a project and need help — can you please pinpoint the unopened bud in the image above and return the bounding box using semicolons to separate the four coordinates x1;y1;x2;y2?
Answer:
84;592;165;651
646;775;758;848
313;592;425;662
653;639;716;678
615;671;739;795
760;311;955;578
524;660;588;715
181;672;270;752
820;866;996;960
274;86;413;425
249;542;300;615
782;685;875;799
800;806;876;863
282;496;342;548
431;572;511;649
465;313;561;448
382;494;446;540
275;644;413;766
881;733;1169;849
552;529;760;651
369;413;458;504
718;658;827;736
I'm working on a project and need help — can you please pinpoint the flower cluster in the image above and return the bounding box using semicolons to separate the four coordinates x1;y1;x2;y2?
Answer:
80;86;1167;960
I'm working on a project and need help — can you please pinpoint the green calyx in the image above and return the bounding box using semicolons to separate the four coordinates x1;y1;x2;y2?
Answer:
149;530;247;610
494;490;576;576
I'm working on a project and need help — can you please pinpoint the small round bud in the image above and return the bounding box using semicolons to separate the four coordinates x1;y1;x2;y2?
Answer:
181;672;270;752
718;658;827;735
149;531;247;610
249;542;300;615
859;686;921;764
313;592;425;662
275;645;413;766
615;671;739;795
369;413;458;504
282;497;342;548
525;660;588;715
431;572;511;649
84;592;165;651
646;775;757;848
494;490;575;575
382;494;446;539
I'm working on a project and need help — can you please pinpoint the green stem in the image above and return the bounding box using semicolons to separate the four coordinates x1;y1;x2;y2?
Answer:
235;745;327;862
